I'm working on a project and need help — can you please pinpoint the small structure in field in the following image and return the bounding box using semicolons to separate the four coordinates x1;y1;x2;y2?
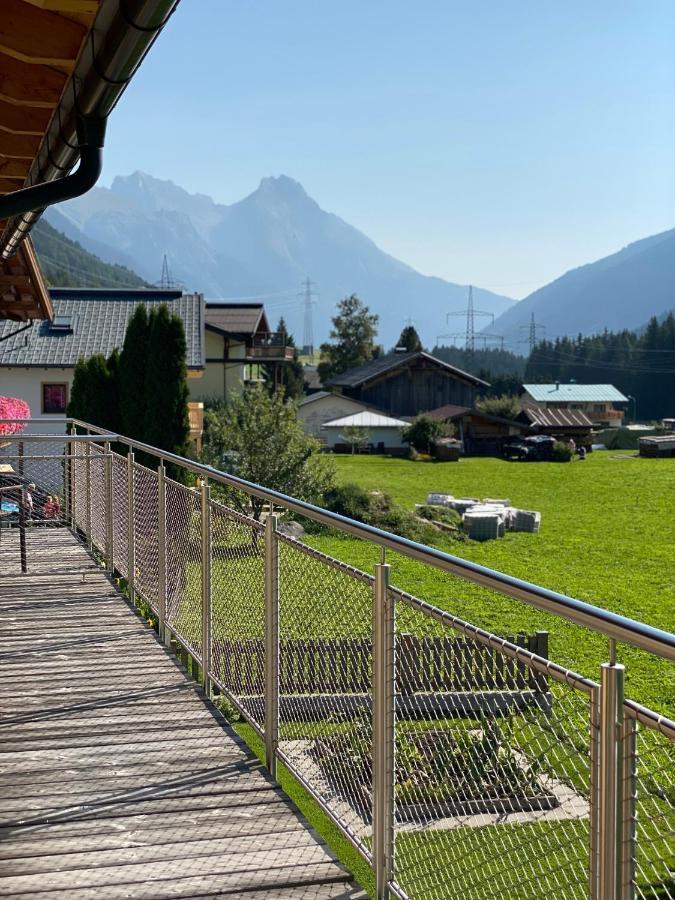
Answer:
321;410;408;454
639;435;675;458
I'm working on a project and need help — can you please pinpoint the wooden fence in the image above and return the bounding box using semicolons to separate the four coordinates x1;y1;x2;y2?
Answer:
212;631;549;697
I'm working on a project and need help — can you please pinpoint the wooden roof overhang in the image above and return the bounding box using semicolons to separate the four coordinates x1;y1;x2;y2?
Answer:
0;0;181;321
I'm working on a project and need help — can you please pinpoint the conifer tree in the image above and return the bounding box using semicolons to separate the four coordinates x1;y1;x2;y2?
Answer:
144;304;190;461
119;304;149;441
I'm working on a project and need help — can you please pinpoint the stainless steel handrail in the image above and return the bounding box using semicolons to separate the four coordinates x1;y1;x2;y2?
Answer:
4;417;675;662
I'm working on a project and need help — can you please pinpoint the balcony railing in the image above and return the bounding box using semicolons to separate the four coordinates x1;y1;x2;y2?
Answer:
1;418;673;900
243;331;296;361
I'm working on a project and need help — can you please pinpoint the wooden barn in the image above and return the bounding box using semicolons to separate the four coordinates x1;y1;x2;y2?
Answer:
325;351;487;417
427;404;528;456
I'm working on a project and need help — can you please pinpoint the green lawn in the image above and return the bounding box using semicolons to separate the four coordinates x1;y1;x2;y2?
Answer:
165;451;675;899
302;451;675;714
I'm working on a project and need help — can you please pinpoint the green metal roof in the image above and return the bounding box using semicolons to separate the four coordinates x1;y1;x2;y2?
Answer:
523;383;628;403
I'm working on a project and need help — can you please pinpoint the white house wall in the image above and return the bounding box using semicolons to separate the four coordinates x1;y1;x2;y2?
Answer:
298;395;370;438
323;425;406;450
0;367;72;434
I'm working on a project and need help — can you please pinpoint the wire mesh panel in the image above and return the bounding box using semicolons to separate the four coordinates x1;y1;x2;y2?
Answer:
110;451;129;579
209;500;265;727
626;707;675;900
0;438;67;525
88;443;107;555
391;589;594;900
276;535;375;858
165;477;202;660
69;440;87;533
132;461;160;611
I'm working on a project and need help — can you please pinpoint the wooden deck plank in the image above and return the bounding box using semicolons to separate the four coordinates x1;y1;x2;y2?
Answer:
0;528;361;899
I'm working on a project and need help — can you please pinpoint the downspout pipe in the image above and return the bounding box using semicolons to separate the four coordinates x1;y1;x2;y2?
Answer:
0;117;106;222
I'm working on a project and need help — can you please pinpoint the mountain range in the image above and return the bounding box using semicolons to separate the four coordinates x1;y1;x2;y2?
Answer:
45;172;674;351
488;227;675;348
45;173;514;347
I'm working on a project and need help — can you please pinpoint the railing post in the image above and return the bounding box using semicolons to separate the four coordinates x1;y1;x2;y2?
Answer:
200;478;211;693
127;449;135;604
85;437;92;547
373;561;395;900
596;660;625;900
157;461;168;645
104;441;113;571
590;685;600;899
265;511;279;780
67;423;76;528
621;714;637;900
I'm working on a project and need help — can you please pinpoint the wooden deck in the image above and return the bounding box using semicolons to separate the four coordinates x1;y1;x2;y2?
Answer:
0;528;366;899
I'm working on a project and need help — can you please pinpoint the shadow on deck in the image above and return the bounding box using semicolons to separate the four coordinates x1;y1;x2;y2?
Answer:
0;527;366;899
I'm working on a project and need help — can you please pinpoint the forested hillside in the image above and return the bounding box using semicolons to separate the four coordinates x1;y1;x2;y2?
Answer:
32;219;148;289
525;314;675;420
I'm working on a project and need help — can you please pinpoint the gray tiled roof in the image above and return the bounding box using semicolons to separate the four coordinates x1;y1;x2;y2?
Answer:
0;289;204;369
325;351;488;388
205;304;268;336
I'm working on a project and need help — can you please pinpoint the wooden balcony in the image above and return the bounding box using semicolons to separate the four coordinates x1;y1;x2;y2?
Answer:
240;332;296;362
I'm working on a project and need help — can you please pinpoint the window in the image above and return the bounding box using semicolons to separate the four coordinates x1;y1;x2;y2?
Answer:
41;382;68;414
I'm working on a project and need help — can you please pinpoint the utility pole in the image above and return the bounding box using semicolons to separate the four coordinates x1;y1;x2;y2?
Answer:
299;277;318;358
157;253;182;290
519;313;545;355
438;285;502;355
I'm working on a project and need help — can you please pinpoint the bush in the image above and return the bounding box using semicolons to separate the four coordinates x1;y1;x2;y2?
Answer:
552;440;574;462
417;505;462;527
476;393;521;419
323;484;438;543
324;482;372;521
401;416;447;453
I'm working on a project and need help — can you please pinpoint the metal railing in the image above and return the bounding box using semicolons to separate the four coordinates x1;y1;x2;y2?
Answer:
1;419;673;900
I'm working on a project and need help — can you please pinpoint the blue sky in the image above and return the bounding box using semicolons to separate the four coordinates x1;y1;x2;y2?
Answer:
102;1;675;298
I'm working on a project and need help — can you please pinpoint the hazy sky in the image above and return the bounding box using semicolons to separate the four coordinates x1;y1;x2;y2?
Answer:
101;1;675;299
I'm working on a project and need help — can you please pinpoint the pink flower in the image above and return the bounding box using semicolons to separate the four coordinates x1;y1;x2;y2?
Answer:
0;397;31;435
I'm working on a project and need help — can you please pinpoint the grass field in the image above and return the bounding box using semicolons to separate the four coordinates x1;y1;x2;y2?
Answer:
168;450;674;899
303;451;675;713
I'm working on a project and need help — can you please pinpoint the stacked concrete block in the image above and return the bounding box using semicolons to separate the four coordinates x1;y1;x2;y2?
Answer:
426;493;454;507
512;509;541;533
463;509;502;541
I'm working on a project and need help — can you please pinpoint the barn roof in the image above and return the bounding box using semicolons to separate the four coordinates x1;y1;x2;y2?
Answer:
520;407;593;428
325;351;488;389
0;288;203;369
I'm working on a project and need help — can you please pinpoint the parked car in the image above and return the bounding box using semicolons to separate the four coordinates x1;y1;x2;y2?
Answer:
502;435;556;461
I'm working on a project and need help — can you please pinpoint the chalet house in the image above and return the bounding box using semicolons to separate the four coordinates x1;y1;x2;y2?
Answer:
203;303;295;398
325;351;487;417
0;288;204;434
522;383;628;427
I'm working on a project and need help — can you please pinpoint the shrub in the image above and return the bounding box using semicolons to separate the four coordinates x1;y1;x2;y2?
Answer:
552;440;574;462
401;416;447;454
476;393;521;419
323;482;372;521
0;397;30;435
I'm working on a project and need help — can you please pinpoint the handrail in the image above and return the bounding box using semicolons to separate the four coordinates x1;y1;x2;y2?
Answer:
4;416;675;662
